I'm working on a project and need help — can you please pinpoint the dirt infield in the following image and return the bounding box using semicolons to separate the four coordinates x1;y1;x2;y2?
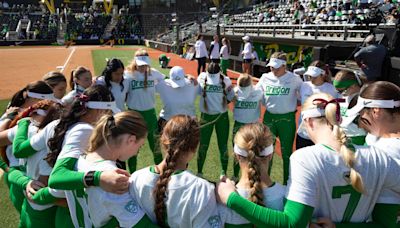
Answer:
0;45;240;99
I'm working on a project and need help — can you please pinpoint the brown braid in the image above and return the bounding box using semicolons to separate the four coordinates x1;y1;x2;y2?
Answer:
153;115;200;227
202;76;208;112
246;148;264;206
220;74;227;109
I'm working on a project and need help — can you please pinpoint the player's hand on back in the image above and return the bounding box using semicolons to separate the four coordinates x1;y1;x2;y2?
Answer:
100;168;130;194
215;178;237;205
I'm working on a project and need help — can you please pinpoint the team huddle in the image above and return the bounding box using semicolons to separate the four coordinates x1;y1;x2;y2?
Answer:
0;48;399;228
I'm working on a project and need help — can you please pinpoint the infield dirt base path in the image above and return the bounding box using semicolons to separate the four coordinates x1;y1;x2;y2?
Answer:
0;45;240;99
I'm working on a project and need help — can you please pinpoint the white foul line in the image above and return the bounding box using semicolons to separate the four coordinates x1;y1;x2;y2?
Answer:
59;47;76;73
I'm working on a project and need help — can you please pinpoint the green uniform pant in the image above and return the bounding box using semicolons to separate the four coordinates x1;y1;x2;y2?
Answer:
232;121;246;178
127;108;162;173
9;179;25;214
197;112;230;175
55;206;74;228
263;111;296;185
19;199;57;228
220;59;230;75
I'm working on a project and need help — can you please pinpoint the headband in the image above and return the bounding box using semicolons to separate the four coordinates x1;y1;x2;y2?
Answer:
86;101;121;114
333;80;358;89
313;98;345;122
27;92;56;101
34;109;48;117
234;144;274;157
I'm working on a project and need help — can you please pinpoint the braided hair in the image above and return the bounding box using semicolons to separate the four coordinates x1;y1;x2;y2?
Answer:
234;123;273;206
46;85;114;167
153;115;200;227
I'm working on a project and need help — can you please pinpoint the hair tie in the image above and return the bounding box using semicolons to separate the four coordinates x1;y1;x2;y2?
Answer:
312;98;345;122
106;115;116;133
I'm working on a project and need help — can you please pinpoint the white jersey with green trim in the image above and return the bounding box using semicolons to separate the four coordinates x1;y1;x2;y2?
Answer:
95;76;129;111
218;183;286;225
76;157;145;228
298;82;340;139
156;79;198;120
129;167;223;228
287;144;400;222
197;72;234;115
233;87;263;123
62;85;86;105
125;69;165;111
58;122;93;160
7;120;38;168
370;137;400;204
256;71;303;114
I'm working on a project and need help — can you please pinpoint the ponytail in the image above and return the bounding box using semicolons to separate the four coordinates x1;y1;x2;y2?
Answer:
69;70;75;90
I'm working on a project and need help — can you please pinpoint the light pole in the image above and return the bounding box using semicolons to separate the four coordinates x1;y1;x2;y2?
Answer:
171;13;179;54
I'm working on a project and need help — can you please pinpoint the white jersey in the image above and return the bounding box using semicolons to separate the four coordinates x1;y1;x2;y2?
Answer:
256;71;303;114
95;76;129;111
233;87;263;123
197;72;234;115
76;158;145;228
156;79;198;120
287;144;400;222
298;82;339;139
242;43;252;60
371;137;400;204
129;167;222;228
195;40;208;58
218;183;286;225
58;122;93;159
209;41;220;60
7;121;38;168
62;85;85;105
220;45;229;60
125;69;165;111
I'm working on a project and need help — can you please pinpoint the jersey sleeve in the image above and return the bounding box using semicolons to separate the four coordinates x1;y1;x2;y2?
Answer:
13;119;37;158
103;192;145;228
377;156;400;204
58;126;92;160
286;153;318;208
7;166;31;189
32;187;64;205
30;120;56;151
192;184;223;228
7;125;17;142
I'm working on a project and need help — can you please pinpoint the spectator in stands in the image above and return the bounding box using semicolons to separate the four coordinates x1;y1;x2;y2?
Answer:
258;12;264;22
379;0;394;12
354;35;387;81
327;6;336;17
316;9;328;21
359;0;369;9
209;35;220;64
2;0;8;9
241;35;253;75
194;34;208;75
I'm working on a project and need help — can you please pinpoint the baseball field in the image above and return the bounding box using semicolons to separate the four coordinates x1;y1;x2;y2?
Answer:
0;45;283;227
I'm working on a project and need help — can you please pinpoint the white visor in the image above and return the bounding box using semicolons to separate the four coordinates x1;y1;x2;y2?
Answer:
267;58;286;69
33;109;48;117
298;108;325;132
134;56;150;66
27;92;57;101
343;96;400;126
237;85;252;99
86;101;121;114
206;73;221;85
242;35;250;41
234;144;274;157
304;66;324;78
168;66;187;88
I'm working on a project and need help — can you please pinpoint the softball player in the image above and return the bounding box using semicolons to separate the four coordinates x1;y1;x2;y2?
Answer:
197;62;234;178
75;111;158;227
256;52;303;184
209;35;220;64
344;81;400;220
297;61;339;149
334;70;367;146
241;36;252;75
124;49;164;173
216;92;400;227
42;71;67;99
0;81;54;213
62;66;92;105
96;58;128;111
155;66;198;131
231;74;263;179
219;123;286;227
194;35;208;75
130;115;222;228
219;37;231;75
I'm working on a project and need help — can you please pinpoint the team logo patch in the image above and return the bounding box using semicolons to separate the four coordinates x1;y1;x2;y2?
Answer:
124;200;139;214
208;215;222;228
342;171;351;183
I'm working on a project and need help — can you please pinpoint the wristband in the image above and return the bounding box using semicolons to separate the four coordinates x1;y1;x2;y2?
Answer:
84;171;96;187
94;171;102;186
